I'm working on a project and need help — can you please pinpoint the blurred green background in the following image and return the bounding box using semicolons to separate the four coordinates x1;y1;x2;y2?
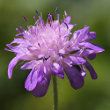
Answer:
0;0;109;110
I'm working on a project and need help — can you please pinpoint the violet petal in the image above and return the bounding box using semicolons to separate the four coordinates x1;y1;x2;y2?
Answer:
64;16;71;24
87;53;96;60
85;61;97;79
79;42;104;53
81;49;95;56
71;26;89;42
51;62;64;78
8;56;20;79
25;68;38;91
85;32;97;42
69;56;86;65
21;60;42;70
71;26;97;43
64;65;84;90
16;33;24;37
32;74;50;97
10;38;24;44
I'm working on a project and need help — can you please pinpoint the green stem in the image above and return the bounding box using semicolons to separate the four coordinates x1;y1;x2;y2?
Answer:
52;75;58;110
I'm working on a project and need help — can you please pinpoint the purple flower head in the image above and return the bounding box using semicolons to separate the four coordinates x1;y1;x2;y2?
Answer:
6;10;104;97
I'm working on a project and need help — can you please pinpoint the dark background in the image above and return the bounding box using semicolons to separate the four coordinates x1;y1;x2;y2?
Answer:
0;0;109;110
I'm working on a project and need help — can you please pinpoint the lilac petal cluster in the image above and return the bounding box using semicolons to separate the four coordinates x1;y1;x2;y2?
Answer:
6;11;104;97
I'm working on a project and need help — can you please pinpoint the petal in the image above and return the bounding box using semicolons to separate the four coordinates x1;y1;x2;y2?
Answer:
85;61;97;79
68;24;76;30
52;20;59;28
6;44;14;50
32;67;51;97
81;49;95;56
21;61;35;70
79;42;104;53
51;63;64;78
25;68;38;91
78;49;96;60
71;26;90;42
87;53;96;60
63;58;73;67
16;33;24;37
59;49;65;54
27;46;40;55
69;56;86;65
25;64;47;91
71;26;96;43
21;60;41;70
11;38;24;44
64;16;71;24
64;65;84;90
85;32;97;42
8;56;20;79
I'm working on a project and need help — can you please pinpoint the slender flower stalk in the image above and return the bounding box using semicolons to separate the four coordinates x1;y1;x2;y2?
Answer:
6;9;104;102
52;75;58;110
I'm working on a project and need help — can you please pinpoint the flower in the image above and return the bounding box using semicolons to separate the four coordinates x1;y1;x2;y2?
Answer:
6;10;104;97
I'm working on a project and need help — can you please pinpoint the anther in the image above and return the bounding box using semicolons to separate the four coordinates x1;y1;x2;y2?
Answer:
16;28;20;33
33;16;36;21
35;10;39;16
19;26;25;32
22;16;28;25
22;16;27;22
43;56;45;62
38;43;41;47
48;14;53;22
55;7;58;14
